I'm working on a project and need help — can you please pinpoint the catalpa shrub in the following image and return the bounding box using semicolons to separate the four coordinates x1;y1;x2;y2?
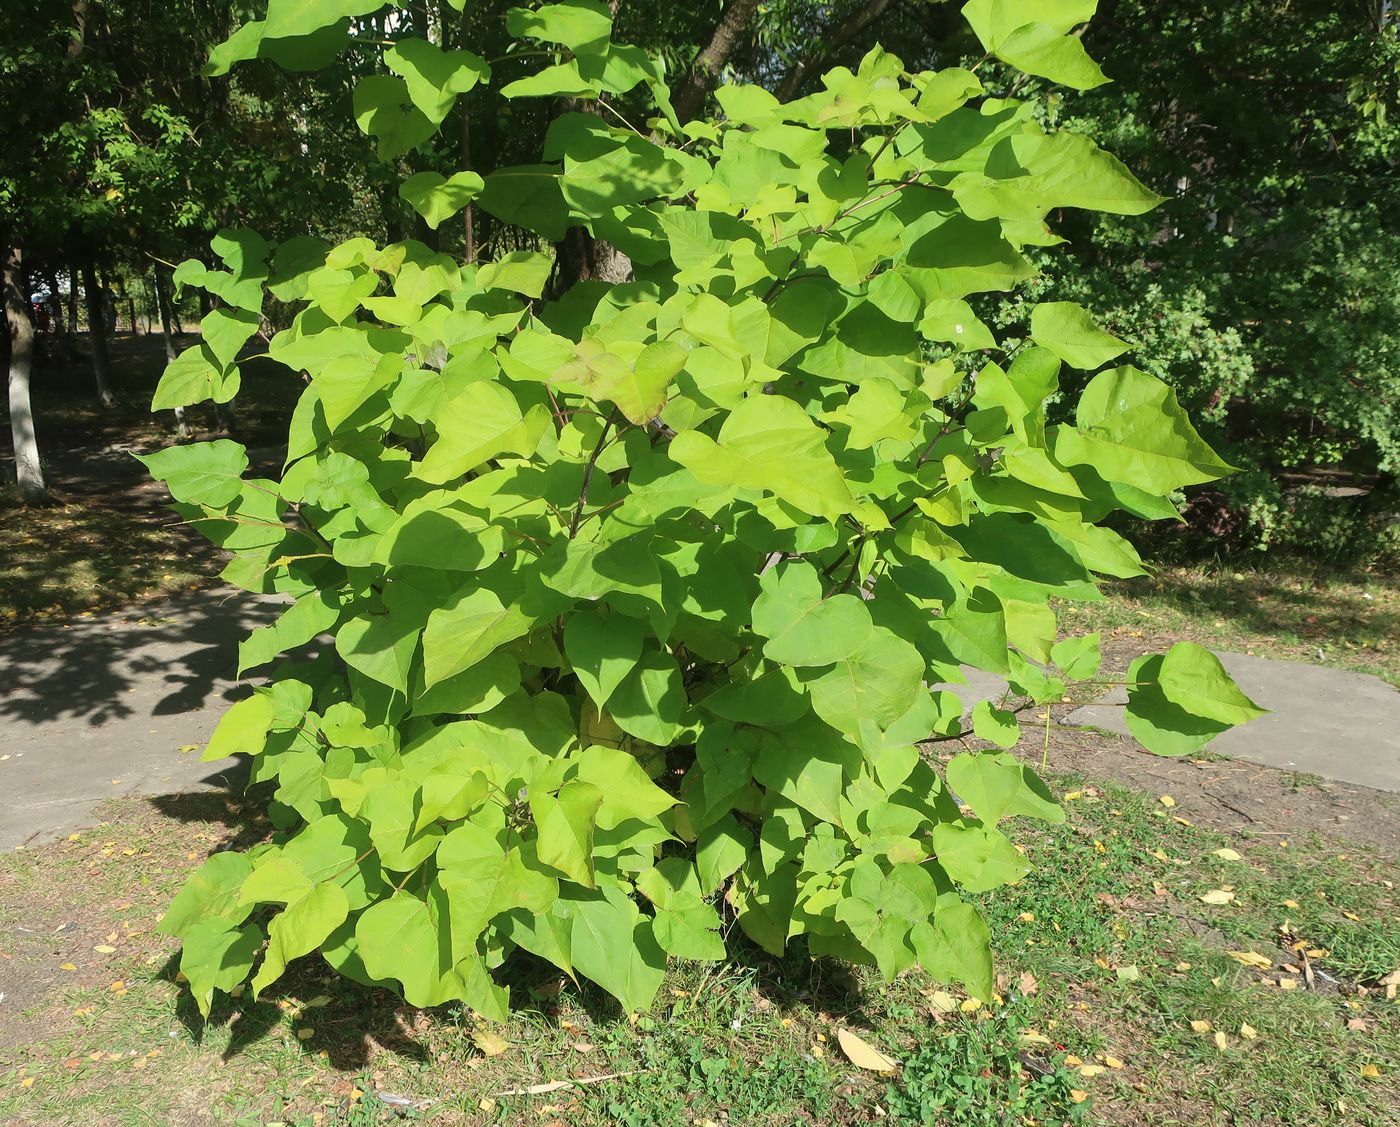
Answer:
146;0;1264;1018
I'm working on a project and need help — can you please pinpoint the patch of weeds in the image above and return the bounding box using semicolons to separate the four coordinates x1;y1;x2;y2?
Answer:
887;1020;1088;1126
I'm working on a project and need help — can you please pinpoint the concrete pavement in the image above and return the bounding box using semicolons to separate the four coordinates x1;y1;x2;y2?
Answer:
1065;651;1400;793
0;589;282;848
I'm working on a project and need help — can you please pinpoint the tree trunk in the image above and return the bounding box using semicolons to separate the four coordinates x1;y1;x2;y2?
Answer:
81;261;114;405
673;0;761;123
66;268;78;333
154;267;176;362
554;226;632;291
44;267;76;364
5;243;48;503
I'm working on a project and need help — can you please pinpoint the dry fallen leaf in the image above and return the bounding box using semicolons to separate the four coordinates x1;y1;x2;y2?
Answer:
1214;1031;1228;1050
1278;978;1299;991
1069;1089;1088;1104
296;1028;314;1041
1190;1019;1212;1033
1227;950;1273;969
1212;848;1242;861
927;990;958;1013
1102;1055;1125;1069
473;1030;509;1058
1200;889;1236;905
837;1028;898;1073
1159;794;1176;808
1239;1023;1258;1040
1078;1064;1106;1078
1360;1063;1381;1080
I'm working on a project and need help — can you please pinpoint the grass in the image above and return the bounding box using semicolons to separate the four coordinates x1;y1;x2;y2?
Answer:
1069;564;1400;687
0;773;1395;1127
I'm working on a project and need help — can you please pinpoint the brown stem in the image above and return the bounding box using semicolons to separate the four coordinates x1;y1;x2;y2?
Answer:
568;412;616;538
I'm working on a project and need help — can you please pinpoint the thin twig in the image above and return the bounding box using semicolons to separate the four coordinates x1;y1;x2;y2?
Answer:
567;411;616;538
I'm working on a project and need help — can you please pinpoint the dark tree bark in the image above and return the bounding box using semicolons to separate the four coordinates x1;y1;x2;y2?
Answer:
154;267;189;436
775;0;896;101
154;267;176;363
43;267;76;364
673;0;762;123
5;242;48;503
80;261;114;406
65;269;78;333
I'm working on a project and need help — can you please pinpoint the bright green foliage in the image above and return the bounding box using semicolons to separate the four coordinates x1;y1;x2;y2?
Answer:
153;0;1260;1019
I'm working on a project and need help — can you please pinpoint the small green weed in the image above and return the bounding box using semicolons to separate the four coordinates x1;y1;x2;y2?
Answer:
886;1010;1089;1126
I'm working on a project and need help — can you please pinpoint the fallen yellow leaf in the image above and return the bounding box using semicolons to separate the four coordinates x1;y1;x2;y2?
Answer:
1065;1054;1084;1066
1227;950;1272;969
1078;1064;1106;1078
296;1028;314;1041
1212;848;1242;861
1190;1019;1212;1033
59;963;76;972
1282;899;1300;909
93;945;116;954
1200;889;1236;905
927;990;958;1013
836;1028;898;1072
1063;790;1083;800
1278;978;1298;990
1240;1024;1258;1040
1102;1055;1125;1068
1069;1089;1088;1104
1159;794;1176;808
1214;1031;1228;1050
473;1030;509;1057
1360;1063;1381;1080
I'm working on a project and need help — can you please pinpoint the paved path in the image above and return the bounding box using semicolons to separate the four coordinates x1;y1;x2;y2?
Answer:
3;588;1398;848
1066;651;1400;793
0;589;282;848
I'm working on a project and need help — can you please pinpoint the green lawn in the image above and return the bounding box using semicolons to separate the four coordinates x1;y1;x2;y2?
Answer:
1;770;1394;1126
1070;565;1400;688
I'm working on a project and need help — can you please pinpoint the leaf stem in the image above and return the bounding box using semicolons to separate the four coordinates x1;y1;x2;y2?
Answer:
568;410;616;538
